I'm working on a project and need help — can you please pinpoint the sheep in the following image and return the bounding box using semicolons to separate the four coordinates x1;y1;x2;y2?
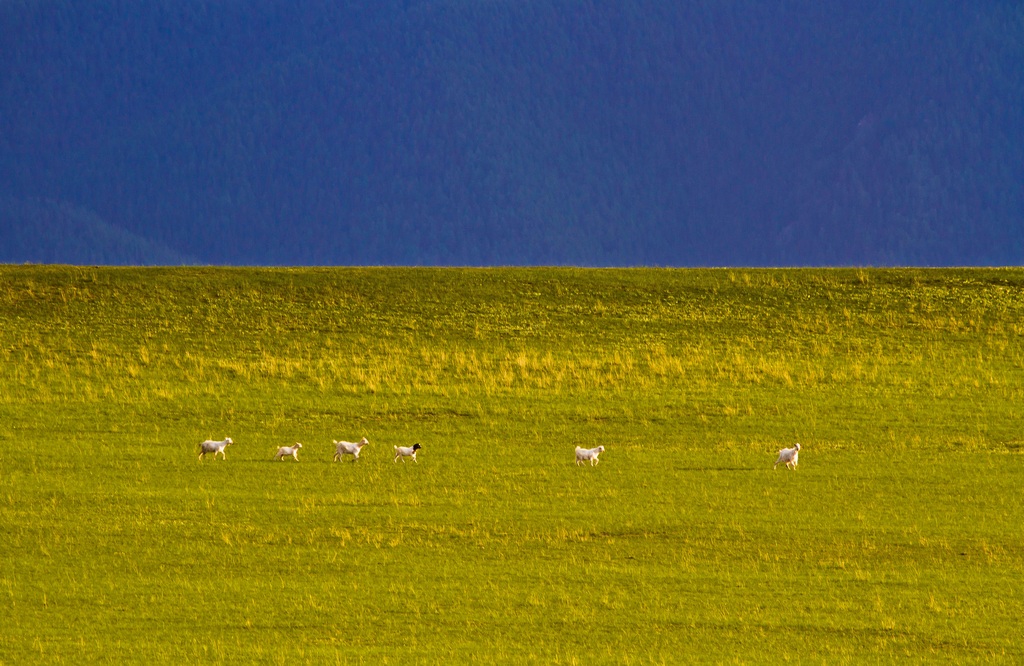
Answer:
274;442;303;461
575;445;605;466
393;443;422;463
198;437;232;460
773;443;801;470
333;437;369;461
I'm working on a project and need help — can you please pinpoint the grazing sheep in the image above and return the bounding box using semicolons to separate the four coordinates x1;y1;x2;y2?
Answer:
198;438;232;460
334;437;369;461
773;443;801;470
575;445;605;466
393;443;422;463
274;442;303;461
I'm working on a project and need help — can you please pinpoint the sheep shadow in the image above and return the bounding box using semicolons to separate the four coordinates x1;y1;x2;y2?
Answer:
671;466;760;472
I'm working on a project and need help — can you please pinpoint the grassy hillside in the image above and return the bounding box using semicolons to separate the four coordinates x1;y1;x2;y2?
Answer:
1;267;1023;662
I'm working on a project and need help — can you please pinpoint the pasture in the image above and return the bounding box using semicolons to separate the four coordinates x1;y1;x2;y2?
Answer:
1;266;1023;663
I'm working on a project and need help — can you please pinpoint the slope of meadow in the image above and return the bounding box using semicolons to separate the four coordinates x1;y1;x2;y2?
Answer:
1;266;1023;663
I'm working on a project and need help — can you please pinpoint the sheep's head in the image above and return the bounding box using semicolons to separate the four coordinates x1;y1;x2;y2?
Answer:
794;443;801;451
359;437;369;447
225;438;233;446
597;446;605;453
295;443;303;449
412;443;422;451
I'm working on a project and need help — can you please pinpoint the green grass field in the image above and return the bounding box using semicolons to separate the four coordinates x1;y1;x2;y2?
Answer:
2;266;1023;664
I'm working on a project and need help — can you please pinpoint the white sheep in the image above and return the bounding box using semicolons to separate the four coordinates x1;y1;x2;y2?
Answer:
773;443;801;470
274;442;303;461
575;445;605;466
393;443;422;463
334;437;369;461
198;438;232;460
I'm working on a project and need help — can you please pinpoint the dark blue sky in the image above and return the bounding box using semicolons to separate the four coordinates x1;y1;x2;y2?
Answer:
2;1;1022;266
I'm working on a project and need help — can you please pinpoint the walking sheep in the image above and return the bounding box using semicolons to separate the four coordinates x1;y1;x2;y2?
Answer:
575;445;605;466
198;438;232;460
274;443;303;461
334;437;369;461
773;443;801;470
394;443;422;463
